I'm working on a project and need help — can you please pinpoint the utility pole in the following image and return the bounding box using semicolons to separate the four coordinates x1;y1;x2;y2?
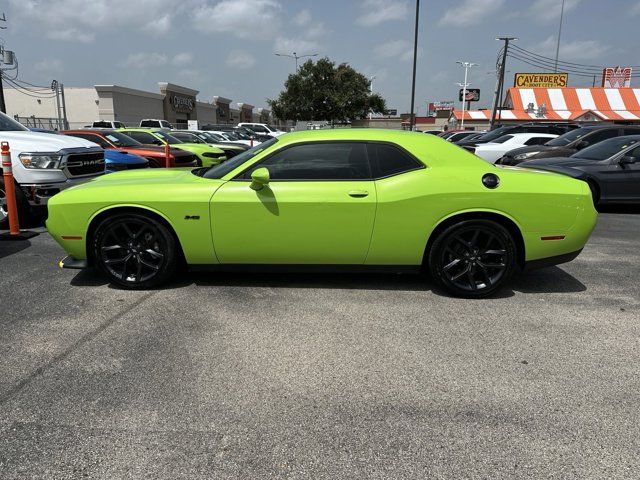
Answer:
60;83;69;129
490;37;517;129
408;0;420;131
456;61;477;129
554;0;566;72
51;80;62;130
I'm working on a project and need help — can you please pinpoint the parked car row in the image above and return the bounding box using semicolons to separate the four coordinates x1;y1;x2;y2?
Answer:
447;123;640;206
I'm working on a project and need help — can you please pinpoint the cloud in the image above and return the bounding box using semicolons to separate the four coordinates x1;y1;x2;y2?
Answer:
9;0;179;42
121;52;168;69
356;0;410;26
373;39;414;62
273;37;320;55
294;9;312;26
528;0;582;23
34;59;63;73
439;0;505;27
531;35;610;61
172;52;193;66
632;1;640;15
226;50;256;69
532;35;609;61
192;0;282;39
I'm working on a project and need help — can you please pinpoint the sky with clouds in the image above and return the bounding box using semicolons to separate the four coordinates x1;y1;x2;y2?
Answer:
4;0;639;115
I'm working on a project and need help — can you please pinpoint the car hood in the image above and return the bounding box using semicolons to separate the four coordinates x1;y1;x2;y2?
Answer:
124;145;194;157
0;130;100;152
175;143;224;154
504;145;574;157
514;162;588;180
521;157;599;168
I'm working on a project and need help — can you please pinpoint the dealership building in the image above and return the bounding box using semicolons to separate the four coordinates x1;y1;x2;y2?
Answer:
5;81;276;130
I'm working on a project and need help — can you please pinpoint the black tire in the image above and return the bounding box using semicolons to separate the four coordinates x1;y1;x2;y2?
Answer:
92;213;178;289
586;179;600;207
0;177;31;229
428;219;517;298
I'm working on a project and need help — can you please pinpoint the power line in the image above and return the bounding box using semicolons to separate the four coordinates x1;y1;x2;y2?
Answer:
507;52;640;78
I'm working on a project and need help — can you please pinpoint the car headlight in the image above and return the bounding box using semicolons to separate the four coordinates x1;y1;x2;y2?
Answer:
514;151;539;161
19;153;64;169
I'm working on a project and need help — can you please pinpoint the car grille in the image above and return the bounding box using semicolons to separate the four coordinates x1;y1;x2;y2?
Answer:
65;151;105;177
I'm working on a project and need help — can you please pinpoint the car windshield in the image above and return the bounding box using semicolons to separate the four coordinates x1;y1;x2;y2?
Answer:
104;131;142;147
200;137;278;179
474;126;512;142
234;128;253;139
154;131;183;145
546;127;591;146
208;133;227;141
572;137;639;161
223;132;239;140
174;132;205;144
0;112;28;131
490;135;514;144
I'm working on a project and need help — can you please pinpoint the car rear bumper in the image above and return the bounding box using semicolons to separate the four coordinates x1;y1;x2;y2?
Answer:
522;248;582;271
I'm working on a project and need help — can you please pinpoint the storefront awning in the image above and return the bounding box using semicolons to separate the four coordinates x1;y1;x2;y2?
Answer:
451;87;640;122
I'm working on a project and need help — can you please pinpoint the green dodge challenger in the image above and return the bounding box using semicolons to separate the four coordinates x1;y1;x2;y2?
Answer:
46;129;597;297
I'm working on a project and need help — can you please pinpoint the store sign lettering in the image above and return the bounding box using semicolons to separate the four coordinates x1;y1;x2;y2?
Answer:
172;95;194;112
514;73;568;88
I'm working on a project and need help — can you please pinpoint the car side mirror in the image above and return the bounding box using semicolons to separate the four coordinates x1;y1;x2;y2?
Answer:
250;167;270;191
619;155;637;165
576;140;589;149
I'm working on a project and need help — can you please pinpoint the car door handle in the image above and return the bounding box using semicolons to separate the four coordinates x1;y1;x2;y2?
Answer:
348;190;369;198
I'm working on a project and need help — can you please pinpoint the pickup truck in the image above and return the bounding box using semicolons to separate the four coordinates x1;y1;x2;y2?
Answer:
0;112;105;228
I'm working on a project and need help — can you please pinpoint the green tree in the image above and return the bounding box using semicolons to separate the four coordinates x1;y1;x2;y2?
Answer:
268;57;387;123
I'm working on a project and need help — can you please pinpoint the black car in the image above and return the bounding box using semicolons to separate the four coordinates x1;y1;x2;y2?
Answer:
499;125;640;165
519;135;640;205
455;122;579;150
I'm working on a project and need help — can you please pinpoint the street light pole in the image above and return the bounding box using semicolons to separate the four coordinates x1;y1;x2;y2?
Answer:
369;75;376;120
408;0;420;131
275;52;318;72
456;61;477;129
554;0;566;72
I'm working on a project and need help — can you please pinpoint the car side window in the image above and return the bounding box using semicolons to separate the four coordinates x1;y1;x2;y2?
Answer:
629;145;640;160
242;142;371;180
367;143;424;178
524;137;549;146
623;128;640;136
70;133;110;148
583;129;618;146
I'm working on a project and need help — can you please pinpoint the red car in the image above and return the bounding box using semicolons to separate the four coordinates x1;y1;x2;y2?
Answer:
62;129;198;168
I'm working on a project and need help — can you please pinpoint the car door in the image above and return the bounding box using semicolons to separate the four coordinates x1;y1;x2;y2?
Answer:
604;144;640;201
210;141;377;264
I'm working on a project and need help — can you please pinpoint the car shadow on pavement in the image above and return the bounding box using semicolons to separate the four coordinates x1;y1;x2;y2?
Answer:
597;205;640;214
70;265;587;298
0;238;32;259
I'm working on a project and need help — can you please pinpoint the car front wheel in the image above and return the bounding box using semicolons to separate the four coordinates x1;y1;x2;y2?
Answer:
93;213;178;289
428;219;517;298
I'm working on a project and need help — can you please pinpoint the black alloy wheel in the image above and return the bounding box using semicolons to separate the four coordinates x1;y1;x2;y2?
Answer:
93;213;178;289
429;220;517;298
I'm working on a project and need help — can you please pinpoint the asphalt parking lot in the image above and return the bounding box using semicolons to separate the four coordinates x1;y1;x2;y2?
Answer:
0;209;639;479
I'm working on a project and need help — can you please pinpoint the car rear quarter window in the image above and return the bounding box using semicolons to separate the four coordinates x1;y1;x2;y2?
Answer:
367;143;424;178
244;142;371;180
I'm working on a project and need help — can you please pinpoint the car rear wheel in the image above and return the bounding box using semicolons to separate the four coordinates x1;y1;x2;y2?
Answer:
428;220;517;298
93;213;178;289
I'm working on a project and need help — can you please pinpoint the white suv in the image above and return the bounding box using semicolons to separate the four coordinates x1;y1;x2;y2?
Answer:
237;122;284;137
139;119;173;129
